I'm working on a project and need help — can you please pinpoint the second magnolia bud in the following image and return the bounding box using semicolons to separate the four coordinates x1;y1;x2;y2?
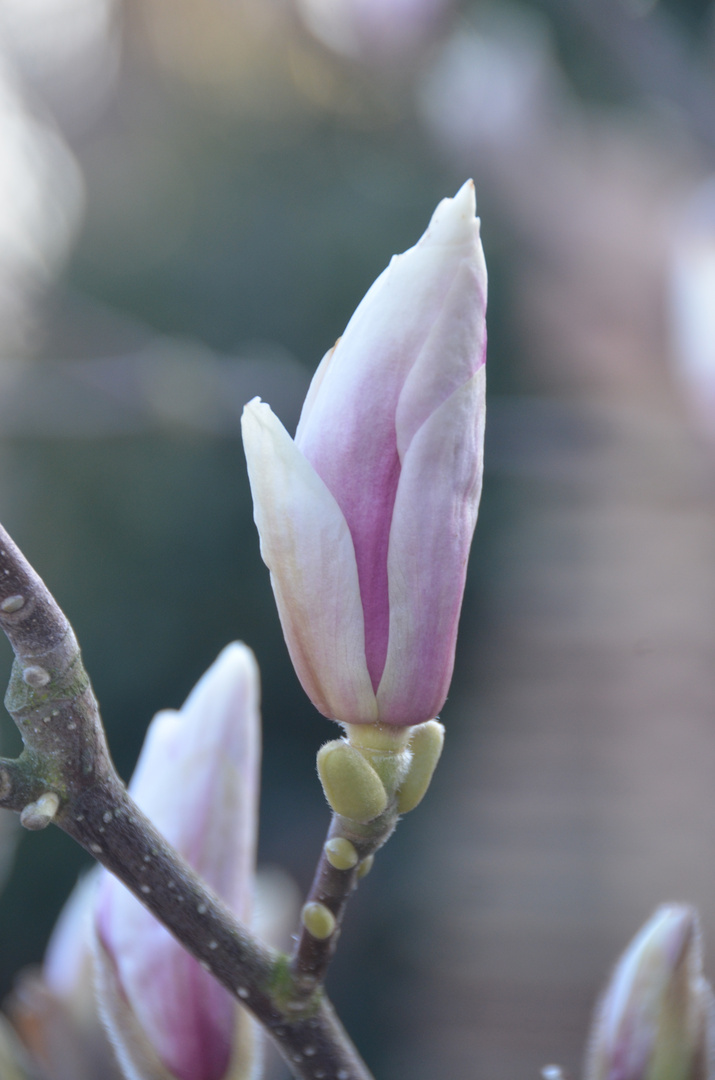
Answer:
585;904;715;1080
95;644;262;1080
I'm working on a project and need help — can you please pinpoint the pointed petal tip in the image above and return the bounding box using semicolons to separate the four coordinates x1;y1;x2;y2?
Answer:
184;642;261;729
242;398;286;451
213;640;259;678
647;903;699;968
182;640;259;709
241;396;264;420
426;179;479;248
454;178;477;215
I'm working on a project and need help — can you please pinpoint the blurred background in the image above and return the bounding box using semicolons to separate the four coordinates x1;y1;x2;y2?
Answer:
0;0;715;1077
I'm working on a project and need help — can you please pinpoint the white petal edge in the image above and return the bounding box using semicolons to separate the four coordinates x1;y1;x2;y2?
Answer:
295;342;338;442
396;254;486;459
242;399;378;724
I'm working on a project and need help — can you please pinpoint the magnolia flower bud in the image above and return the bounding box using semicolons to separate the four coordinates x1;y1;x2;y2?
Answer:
95;643;261;1080
585;904;715;1080
242;181;487;727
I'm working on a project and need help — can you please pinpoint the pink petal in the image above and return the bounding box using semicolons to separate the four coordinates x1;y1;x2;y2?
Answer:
98;887;233;1080
296;182;480;690
376;367;485;724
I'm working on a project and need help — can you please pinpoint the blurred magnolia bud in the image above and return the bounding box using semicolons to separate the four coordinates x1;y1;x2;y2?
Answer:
251;866;301;953
584;904;715;1080
0;1010;46;1080
95;643;262;1080
418;12;560;159
670;177;715;438
9;870;123;1080
294;0;452;62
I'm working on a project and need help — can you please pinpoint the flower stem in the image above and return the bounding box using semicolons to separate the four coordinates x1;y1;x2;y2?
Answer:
290;805;400;996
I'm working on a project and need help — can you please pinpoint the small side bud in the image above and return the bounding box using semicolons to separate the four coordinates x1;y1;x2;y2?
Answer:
22;666;50;689
396;720;445;813
20;792;60;831
0;594;24;614
301;902;336;940
316;740;388;822
584;904;715;1080
324;838;358;871
357;855;374;879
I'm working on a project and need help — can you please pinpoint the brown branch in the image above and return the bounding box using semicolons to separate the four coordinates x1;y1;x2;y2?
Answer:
0;522;375;1080
290;809;398;997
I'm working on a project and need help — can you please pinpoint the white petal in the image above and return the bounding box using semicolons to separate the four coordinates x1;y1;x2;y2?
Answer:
242;399;377;723
426;179;478;247
295;342;338;442
128;642;260;911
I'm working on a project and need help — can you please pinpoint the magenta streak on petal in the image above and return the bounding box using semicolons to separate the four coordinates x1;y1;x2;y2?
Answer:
296;215;479;693
158;951;234;1080
97;887;234;1080
607;1014;647;1080
303;364;402;690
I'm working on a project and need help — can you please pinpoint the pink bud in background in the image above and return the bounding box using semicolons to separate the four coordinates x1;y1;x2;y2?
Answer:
669;177;715;439
242;181;487;727
95;643;261;1080
294;0;453;62
584;904;715;1080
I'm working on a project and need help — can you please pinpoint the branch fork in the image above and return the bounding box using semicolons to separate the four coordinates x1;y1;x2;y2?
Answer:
0;523;375;1080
